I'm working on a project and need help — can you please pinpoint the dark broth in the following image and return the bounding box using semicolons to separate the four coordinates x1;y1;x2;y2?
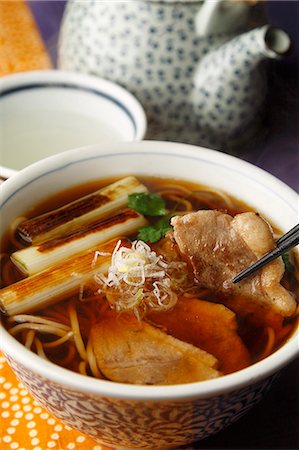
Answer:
1;176;298;378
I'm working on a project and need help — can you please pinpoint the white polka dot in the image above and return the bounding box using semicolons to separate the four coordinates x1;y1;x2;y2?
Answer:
20;389;28;396
31;438;40;446
29;429;38;437
33;447;42;450
54;424;62;432
10;443;19;449
93;446;102;450
7;427;16;435
25;413;34;420
3;435;12;443
23;404;32;412
11;404;20;411
10;395;19;402
27;421;36;429
40;412;49;419
47;441;56;448
51;433;60;440
47;418;56;425
0;355;5;362
0;392;6;399
64;425;72;430
33;407;42;414
14;411;23;418
76;436;85;443
67;444;75;450
4;382;13;390
2;401;10;408
1;410;10;418
10;388;19;395
21;397;30;404
10;419;19;426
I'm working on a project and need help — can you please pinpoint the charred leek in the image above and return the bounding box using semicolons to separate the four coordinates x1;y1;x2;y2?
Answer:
0;238;122;316
17;176;148;244
11;209;148;276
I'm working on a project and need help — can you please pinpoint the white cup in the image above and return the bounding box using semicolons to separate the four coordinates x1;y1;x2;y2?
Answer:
0;70;147;171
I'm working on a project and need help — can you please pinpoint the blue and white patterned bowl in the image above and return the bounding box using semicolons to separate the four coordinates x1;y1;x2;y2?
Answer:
0;141;298;449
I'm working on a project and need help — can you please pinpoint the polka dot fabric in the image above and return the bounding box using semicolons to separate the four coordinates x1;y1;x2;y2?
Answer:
0;354;110;450
0;0;51;76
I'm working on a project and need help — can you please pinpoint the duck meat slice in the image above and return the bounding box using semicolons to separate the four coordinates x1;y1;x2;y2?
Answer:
148;297;250;374
171;210;296;318
91;311;220;385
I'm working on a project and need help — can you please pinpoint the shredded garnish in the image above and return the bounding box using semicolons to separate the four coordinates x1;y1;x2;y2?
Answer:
91;250;111;268
94;240;189;319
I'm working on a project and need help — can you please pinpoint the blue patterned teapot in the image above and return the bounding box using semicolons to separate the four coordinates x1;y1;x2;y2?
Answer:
58;0;290;149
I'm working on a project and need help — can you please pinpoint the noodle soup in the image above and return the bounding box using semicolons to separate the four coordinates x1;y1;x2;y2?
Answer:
1;175;298;385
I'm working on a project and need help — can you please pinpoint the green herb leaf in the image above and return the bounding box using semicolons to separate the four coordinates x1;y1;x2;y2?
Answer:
137;216;173;243
128;193;167;216
282;252;294;273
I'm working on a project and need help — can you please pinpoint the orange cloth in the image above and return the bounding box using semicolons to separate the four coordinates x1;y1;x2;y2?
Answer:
0;352;113;450
0;2;108;448
0;0;51;76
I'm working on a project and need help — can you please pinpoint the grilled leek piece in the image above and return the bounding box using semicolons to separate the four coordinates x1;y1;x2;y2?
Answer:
11;209;147;276
17;176;148;244
0;238;124;316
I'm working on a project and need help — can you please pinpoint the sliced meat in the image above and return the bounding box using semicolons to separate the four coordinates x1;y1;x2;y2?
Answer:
171;211;296;318
91;311;220;385
148;297;250;374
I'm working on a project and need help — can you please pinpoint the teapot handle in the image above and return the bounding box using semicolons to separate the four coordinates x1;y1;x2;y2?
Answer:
195;0;251;36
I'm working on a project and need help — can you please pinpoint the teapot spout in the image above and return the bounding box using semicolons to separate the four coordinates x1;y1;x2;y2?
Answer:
191;25;291;148
262;26;291;58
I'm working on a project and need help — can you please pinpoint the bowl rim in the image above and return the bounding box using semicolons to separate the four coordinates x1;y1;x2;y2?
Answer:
0;140;298;401
0;69;147;142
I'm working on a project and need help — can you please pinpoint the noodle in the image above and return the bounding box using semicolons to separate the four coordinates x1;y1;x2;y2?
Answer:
68;301;87;361
259;327;276;360
86;338;103;378
43;331;74;348
191;188;235;209
158;185;235;212
9;323;69;337
157;184;191;195
78;361;88;376
167;194;193;212
7;314;71;331
34;337;48;360
24;329;35;349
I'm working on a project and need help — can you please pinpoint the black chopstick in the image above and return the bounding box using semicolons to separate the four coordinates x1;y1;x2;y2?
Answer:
232;224;299;284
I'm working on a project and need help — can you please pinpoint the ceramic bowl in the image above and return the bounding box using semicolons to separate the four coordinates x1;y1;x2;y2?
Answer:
0;70;147;171
0;141;298;449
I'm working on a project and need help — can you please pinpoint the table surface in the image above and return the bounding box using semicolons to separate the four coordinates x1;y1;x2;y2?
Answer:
7;1;299;449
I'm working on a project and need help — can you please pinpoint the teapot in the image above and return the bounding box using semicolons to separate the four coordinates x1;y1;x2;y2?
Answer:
58;0;291;150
